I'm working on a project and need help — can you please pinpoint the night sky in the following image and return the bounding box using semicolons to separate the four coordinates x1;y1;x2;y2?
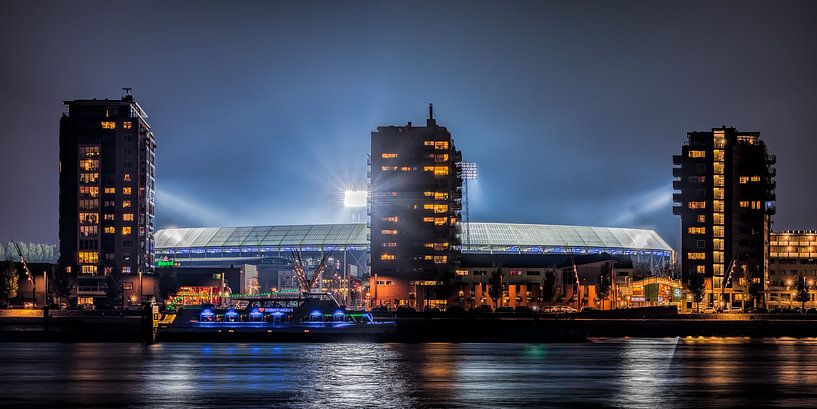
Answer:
1;0;816;249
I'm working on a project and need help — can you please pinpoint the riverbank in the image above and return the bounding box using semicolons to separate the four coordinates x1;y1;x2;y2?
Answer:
4;308;817;342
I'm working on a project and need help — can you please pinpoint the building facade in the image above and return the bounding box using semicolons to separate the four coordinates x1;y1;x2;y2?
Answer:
767;231;817;308
673;127;775;310
369;105;463;309
58;93;156;305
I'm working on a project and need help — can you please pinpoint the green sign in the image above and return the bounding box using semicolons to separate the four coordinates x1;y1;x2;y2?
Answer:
157;259;178;267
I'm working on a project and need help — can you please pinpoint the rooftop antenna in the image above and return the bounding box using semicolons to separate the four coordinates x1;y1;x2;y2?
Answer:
123;87;133;97
429;102;433;120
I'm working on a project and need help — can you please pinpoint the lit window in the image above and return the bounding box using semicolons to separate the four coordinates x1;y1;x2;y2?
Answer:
434;141;449;150
123;187;132;195
434;154;449;163
433;255;448;264
424;141;435;146
423;166;449;175
751;201;761;210
79;186;100;198
122;266;131;274
423;203;449;213
79;146;100;158
739;201;749;208
123;213;134;221
696;265;706;273
80;265;98;274
79;213;98;224
79;225;98;237
739;176;749;184
713;150;724;161
122;226;132;235
123;121;132;129
713;162;724;175
380;254;396;261
79;159;99;171
79;173;99;184
688;227;706;234
104;226;115;234
104;187;116;194
400;166;413;172
713;226;724;238
381;153;398;159
713;175;724;187
424;242;449;251
123;173;131;182
434;217;447;226
78;251;99;264
103;214;114;221
381;229;397;235
688;252;706;260
456;269;469;276
381;166;397;171
713;188;724;200
713;251;724;263
382;216;399;222
688;201;706;209
750;176;761;182
688;150;706;158
697;215;706;223
382;242;397;248
123;201;132;208
101;121;116;129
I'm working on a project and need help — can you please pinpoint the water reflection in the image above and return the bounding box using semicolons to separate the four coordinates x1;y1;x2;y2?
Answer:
2;339;817;408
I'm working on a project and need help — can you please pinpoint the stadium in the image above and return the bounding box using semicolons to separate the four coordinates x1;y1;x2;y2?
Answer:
155;222;673;306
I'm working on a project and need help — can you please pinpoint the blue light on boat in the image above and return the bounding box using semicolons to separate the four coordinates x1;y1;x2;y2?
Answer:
249;308;263;317
310;310;321;316
334;310;345;316
201;309;214;317
225;309;239;317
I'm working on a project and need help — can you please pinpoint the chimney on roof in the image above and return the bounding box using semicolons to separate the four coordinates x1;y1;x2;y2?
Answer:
426;102;436;127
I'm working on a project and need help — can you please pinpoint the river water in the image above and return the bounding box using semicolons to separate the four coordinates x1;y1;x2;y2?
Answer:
2;338;817;408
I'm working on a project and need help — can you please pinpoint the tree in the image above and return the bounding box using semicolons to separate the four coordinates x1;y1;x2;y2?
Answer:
0;261;19;304
687;271;706;313
158;267;179;301
105;269;122;304
596;265;611;310
795;275;809;312
488;266;504;307
542;272;556;306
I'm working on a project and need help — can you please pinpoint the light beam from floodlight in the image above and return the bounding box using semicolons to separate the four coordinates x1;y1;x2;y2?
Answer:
344;190;367;207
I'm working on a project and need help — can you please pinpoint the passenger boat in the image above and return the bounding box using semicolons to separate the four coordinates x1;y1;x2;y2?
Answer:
160;292;396;341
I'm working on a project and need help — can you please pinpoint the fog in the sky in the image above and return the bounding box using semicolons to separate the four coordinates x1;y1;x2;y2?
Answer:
1;0;816;249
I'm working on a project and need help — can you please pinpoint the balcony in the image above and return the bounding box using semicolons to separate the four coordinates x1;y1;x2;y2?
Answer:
672;155;685;165
672;180;683;190
672;167;684;177
766;154;776;165
768;167;776;177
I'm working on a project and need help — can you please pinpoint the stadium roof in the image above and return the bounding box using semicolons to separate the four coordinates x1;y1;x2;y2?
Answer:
155;222;671;253
462;222;672;252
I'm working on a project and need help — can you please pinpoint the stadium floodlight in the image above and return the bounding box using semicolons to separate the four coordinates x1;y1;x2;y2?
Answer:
457;162;478;180
343;190;368;208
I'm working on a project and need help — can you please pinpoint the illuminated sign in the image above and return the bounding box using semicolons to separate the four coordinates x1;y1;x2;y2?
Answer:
630;296;646;302
227;289;300;298
409;281;442;286
265;307;294;313
156;257;179;267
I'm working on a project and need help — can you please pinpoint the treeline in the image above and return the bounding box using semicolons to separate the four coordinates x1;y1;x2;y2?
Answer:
0;242;58;263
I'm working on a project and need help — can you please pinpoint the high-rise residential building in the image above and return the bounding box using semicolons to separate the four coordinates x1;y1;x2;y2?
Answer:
369;105;463;309
58;92;156;305
673;127;775;310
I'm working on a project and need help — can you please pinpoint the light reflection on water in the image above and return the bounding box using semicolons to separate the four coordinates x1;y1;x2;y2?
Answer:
3;339;817;408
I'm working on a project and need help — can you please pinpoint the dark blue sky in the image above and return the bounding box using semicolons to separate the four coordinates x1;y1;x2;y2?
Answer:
2;0;816;249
